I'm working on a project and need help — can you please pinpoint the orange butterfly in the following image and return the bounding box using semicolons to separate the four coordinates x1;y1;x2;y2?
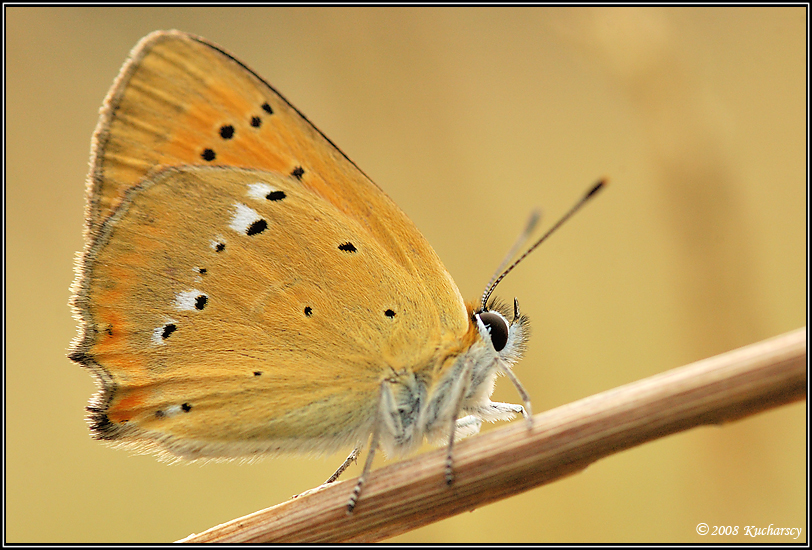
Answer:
70;30;603;512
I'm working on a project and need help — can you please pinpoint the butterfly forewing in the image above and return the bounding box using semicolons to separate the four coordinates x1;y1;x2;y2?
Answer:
88;31;462;309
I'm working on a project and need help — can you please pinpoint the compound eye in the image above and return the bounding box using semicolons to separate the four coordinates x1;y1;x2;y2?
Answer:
479;311;509;352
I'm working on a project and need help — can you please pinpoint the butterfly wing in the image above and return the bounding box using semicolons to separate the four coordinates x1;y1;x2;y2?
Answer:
71;31;470;459
87;30;456;296
77;166;436;458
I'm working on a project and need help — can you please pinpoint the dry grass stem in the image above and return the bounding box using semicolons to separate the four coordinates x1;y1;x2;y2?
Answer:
179;327;806;543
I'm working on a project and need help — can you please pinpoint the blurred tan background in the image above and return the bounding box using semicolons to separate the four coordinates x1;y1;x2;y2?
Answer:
6;6;805;543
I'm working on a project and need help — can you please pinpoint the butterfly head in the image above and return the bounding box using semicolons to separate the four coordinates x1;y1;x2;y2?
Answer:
472;297;529;368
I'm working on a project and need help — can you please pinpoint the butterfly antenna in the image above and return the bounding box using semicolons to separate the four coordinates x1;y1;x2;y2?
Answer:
482;209;542;303
480;179;607;310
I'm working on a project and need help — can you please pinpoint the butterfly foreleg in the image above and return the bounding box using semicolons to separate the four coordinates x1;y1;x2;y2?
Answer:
453;398;524;438
444;356;475;486
453;414;483;439
497;359;533;426
487;401;527;418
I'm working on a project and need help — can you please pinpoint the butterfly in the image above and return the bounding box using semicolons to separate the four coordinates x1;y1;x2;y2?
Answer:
69;30;603;513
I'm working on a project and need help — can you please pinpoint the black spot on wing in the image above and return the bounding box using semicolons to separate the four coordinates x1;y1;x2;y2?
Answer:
219;125;235;139
162;324;177;339
246;219;268;236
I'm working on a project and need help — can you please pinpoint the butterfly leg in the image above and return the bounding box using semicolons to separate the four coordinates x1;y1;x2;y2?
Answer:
324;447;360;484
444;358;475;486
291;447;360;499
498;359;533;427
472;401;526;422
454;414;483;439
346;427;379;514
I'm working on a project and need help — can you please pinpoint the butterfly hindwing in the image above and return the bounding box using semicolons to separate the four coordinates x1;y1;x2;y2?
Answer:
78;165;448;458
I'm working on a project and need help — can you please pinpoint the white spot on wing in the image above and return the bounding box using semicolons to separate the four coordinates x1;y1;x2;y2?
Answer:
247;182;275;200
174;289;205;311
230;203;261;233
164;405;183;417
